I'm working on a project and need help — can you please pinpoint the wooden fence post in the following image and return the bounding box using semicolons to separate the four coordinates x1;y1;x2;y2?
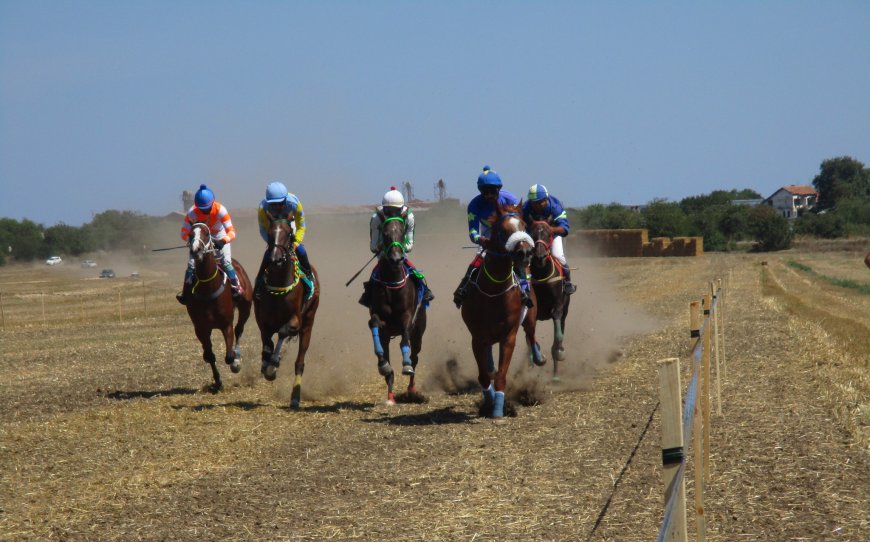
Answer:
658;357;688;542
689;300;706;541
0;292;5;332
718;278;726;379
702;293;712;482
711;282;722;416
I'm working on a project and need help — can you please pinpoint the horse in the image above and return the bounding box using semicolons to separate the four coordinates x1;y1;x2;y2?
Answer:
253;218;320;408
460;201;543;422
366;211;427;405
528;220;571;380
182;222;253;391
865;251;870;270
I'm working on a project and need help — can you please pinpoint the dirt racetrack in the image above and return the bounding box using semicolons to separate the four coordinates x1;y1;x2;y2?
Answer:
1;206;868;541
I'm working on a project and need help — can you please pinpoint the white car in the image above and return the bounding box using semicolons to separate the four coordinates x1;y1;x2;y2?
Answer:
81;260;97;268
45;256;63;266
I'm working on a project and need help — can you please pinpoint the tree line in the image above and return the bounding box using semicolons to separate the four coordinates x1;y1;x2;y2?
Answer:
568;156;869;252
1;156;867;266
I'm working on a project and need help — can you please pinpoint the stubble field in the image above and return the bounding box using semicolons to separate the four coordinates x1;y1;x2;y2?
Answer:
1;208;867;541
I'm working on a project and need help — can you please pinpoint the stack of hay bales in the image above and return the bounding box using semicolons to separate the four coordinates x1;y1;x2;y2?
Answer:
576;229;703;257
576;229;648;257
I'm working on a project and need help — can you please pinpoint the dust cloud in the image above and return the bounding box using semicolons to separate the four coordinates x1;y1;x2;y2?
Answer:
204;203;657;404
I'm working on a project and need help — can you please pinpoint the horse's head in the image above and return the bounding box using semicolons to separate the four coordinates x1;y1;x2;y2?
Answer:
266;218;296;269
529;220;554;263
493;201;533;269
380;209;407;268
188;223;214;263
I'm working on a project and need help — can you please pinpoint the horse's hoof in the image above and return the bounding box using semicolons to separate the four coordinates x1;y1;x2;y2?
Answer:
386;392;396;405
401;363;415;376
552;375;562;383
492;416;507;425
377;362;392;377
290;399;300;409
263;365;277;381
229;360;241;373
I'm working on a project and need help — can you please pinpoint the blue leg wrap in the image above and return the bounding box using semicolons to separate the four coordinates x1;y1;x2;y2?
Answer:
371;327;384;356
482;384;494;404
401;344;412;365
493;391;506;417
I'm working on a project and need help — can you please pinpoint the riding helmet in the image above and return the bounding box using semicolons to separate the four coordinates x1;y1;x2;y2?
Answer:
477;165;502;189
194;184;215;210
266;181;289;204
527;184;549;202
382;186;405;208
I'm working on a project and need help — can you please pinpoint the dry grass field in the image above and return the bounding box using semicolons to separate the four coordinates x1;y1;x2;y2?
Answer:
1;211;868;541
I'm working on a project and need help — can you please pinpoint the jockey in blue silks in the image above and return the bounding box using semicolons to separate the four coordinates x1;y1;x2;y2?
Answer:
452;165;533;309
522;183;577;295
254;181;315;300
359;187;435;307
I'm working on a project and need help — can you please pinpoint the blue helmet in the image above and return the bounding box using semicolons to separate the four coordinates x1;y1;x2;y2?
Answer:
477;165;502;189
527;184;549;202
194;184;215;210
266;181;288;204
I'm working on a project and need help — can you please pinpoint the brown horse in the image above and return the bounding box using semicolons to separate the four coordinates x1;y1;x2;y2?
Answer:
865;251;870;269
254;218;320;408
460;202;542;421
529;220;571;380
367;212;427;404
183;223;253;391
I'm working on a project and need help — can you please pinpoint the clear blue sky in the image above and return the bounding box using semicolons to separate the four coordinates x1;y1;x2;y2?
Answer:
1;1;868;226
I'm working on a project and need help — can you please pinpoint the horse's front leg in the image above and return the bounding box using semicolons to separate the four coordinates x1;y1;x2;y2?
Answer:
471;338;495;416
259;327;278;381
493;333;519;422
232;298;252;367
408;314;426;395
222;323;240;374
195;325;221;391
286;318;314;410
522;306;545;367
399;313;415;376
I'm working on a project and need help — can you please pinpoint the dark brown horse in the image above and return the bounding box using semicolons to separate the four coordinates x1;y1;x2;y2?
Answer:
254;218;320;408
183;223;253;391
529;220;571;380
367;212;427;404
460;202;542;422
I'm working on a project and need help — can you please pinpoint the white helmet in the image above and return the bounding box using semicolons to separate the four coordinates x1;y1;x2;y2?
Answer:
382;186;404;208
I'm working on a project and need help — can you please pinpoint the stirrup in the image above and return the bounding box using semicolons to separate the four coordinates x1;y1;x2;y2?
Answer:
423;288;435;303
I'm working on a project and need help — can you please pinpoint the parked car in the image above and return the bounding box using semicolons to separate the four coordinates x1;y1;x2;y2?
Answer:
99;269;116;279
81;260;97;268
45;256;63;266
130;272;140;279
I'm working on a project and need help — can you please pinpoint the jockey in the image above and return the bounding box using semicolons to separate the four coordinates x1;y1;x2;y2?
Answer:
522;183;577;295
359;187;435;307
452;165;533;309
178;183;243;303
254;181;315;299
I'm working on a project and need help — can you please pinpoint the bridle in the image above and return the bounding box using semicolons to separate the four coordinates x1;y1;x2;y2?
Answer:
267;219;295;266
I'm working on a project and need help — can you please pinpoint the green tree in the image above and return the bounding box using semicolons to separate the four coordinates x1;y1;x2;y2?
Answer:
574;203;643;229
812;156;870;211
642;199;689;238
748;206;792;251
0;218;45;262
44;223;91;256
679;189;762;215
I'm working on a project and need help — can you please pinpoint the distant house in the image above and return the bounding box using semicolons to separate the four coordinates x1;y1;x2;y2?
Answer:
764;185;818;219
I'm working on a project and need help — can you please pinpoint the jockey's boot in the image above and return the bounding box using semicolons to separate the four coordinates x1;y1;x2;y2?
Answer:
519;280;534;309
358;281;371;308
176;269;194;305
422;284;435;303
562;265;577;295
453;269;473;309
230;277;244;300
